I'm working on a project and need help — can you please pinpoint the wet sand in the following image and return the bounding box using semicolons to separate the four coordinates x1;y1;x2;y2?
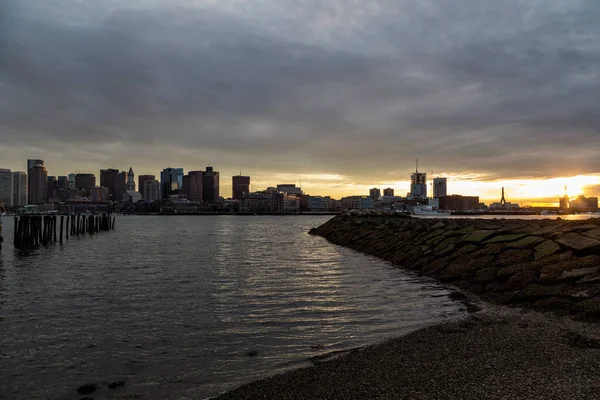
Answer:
216;303;600;400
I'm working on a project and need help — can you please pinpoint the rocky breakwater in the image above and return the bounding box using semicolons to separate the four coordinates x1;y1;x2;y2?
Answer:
310;212;600;320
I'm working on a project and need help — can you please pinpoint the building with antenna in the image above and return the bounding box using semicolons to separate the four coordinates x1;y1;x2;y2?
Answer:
410;159;427;198
232;174;250;200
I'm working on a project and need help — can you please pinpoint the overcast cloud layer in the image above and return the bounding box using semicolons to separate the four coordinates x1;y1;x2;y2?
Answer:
2;0;600;194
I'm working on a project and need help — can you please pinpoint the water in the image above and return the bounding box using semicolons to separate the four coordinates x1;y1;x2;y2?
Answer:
1;216;465;399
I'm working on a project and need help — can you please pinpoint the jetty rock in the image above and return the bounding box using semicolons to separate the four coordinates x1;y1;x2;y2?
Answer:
310;213;600;321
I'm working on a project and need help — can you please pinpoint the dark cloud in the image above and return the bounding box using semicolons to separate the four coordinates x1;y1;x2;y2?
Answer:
1;0;600;190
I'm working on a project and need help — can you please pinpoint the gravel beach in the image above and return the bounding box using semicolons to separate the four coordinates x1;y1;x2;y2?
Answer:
216;303;600;400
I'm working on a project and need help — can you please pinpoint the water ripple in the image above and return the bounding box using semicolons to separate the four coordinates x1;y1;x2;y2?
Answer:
0;216;465;399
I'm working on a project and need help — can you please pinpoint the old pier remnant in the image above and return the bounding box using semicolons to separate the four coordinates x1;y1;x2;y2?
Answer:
310;212;600;320
12;213;116;251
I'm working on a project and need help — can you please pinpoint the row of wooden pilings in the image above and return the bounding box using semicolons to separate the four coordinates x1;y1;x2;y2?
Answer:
13;214;116;250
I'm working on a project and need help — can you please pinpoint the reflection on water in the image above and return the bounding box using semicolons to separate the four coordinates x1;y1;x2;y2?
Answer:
414;213;600;221
1;216;464;399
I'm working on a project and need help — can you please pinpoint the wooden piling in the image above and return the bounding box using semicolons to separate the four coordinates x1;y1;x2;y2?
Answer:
13;216;18;247
60;216;64;244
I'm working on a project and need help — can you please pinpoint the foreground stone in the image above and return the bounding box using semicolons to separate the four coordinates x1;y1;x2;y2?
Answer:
309;213;600;320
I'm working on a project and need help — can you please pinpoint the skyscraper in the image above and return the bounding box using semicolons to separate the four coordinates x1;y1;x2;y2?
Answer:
29;163;48;204
57;176;69;201
143;180;161;202
161;167;180;200
369;188;381;201
138;175;155;196
12;171;27;206
0;168;13;207
46;176;58;201
27;159;44;204
202;166;220;204
232;175;250;200
27;159;44;171
176;168;184;189
383;188;395;197
75;173;96;196
68;173;76;189
433;178;447;198
184;171;203;202
100;168;127;202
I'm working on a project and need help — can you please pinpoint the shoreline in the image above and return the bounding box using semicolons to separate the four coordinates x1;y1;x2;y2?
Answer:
309;213;600;320
215;302;600;399
215;213;600;399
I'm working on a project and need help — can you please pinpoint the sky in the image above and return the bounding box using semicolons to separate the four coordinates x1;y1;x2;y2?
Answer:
1;0;600;205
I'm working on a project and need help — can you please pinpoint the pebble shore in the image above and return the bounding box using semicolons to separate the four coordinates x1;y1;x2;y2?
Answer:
216;303;600;400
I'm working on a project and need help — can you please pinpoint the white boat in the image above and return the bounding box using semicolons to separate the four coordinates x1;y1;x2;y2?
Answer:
411;205;441;216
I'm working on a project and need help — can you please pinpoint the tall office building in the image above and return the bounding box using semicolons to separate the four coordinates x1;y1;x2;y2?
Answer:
27;159;44;204
183;171;203;202
0;168;13;207
138;175;155;197
27;159;44;171
161;167;181;200
75;173;96;196
176;168;184;189
202;166;220;204
12;171;27;206
232;175;250;200
57;176;69;201
433;178;448;198
100;168;127;202
369;188;381;201
383;188;395;197
29;163;48;204
143;180;161;202
68;173;76;189
47;176;58;201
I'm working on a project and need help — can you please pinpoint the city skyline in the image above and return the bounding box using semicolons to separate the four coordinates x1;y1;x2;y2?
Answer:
1;158;598;206
2;1;600;206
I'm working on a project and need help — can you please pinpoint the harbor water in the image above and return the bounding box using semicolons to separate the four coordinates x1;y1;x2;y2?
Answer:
1;215;465;399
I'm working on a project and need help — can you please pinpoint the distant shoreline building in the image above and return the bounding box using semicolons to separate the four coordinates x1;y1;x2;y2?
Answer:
161;167;181;200
29;163;48;204
138;175;155;198
383;188;394;197
27;159;44;204
369;188;381;201
202;166;220;205
12;171;27;206
143;180;161;202
410;160;427;198
433;178;447;198
438;195;480;211
75;173;96;197
184;171;204;203
232;175;250;200
0;168;13;207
